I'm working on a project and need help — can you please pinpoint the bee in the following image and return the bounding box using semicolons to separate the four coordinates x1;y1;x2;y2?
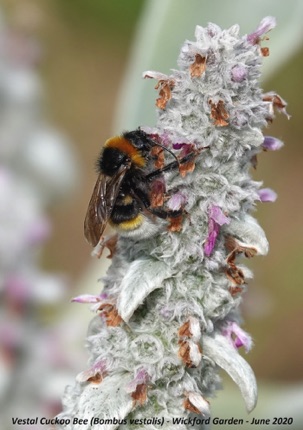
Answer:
84;129;200;255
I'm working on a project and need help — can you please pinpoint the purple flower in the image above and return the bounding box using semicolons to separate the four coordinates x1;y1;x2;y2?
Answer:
172;142;186;150
71;294;103;304
172;142;194;160
247;16;276;45
209;205;230;225
258;188;277;202
167;191;187;211
204;221;219;257
262;136;284;151
204;205;230;257
76;360;107;383
158;131;172;147
71;292;108;311
126;368;149;393
231;65;247;82
222;321;253;353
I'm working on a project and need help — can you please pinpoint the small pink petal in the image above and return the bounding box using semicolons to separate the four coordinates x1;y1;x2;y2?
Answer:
231;65;247;82
222;321;253;353
167;192;187;211
204;223;219;257
247;16;276;44
232;329;253;353
180;143;194;157
172;142;194;157
209;205;230;226
126;368;149;393
76;360;107;383
204;206;229;256
158;131;172;147
258;188;277;202
262;136;284;151
172;142;187;150
71;294;102;304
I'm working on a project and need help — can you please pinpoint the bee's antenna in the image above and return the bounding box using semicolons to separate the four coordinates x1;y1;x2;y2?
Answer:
152;140;180;166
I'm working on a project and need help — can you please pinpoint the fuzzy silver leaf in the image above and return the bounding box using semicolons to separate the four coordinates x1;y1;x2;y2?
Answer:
203;333;257;412
117;259;171;322
226;214;269;255
63;373;133;430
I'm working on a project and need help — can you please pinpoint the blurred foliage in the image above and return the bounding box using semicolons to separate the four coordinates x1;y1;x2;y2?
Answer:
0;0;148;281
245;46;303;382
54;0;145;40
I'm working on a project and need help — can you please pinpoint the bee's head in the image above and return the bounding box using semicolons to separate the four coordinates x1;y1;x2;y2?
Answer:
123;129;152;153
123;129;179;165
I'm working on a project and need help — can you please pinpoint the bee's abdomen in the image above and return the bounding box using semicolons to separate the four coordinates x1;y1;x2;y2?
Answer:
110;196;143;231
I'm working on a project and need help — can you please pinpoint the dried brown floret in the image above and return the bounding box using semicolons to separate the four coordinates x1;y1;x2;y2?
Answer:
131;383;147;406
225;265;245;285
150;179;165;208
155;79;175;110
261;47;269;57
168;214;183;232
209;99;229;126
189;54;206;78
98;303;123;327
178;320;192;338
151;145;165;169
229;285;244;296
263;92;290;118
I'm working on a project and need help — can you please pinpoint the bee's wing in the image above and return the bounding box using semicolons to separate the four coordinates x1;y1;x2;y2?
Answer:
84;165;129;246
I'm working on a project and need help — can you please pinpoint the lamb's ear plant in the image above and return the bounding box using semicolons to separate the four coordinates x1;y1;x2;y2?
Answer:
57;17;287;429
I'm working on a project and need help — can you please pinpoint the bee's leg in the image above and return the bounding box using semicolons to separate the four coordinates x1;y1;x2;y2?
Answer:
129;185;151;209
150;207;191;234
147;207;183;219
129;184;182;219
144;161;180;181
91;234;118;259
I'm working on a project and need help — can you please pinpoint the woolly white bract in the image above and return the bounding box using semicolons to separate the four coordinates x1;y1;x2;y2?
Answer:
58;18;286;429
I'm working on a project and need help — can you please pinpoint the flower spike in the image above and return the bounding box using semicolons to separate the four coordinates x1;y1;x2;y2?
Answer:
57;17;286;429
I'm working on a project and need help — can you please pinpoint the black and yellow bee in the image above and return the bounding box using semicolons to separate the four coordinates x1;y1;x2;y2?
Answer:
84;129;199;249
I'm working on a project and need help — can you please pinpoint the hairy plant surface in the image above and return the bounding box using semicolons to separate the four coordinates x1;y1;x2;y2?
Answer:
57;17;287;430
